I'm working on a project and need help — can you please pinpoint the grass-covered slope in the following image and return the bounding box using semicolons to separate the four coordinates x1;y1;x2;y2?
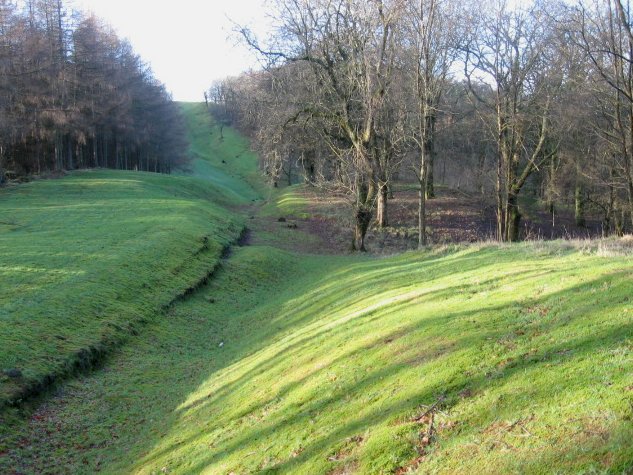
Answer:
2;107;632;474
111;244;633;474
0;103;263;408
3;241;632;474
0;170;244;407
178;102;264;203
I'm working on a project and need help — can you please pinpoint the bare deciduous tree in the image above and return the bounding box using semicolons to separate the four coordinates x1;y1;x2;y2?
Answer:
465;0;561;241
401;0;463;246
242;0;403;250
577;0;633;226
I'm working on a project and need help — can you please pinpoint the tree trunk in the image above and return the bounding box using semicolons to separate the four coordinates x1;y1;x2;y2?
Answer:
575;178;586;227
418;104;435;246
418;179;427;248
286;159;293;186
615;205;625;236
353;207;373;252
424;111;436;200
426;156;435;199
547;149;557;219
496;155;504;241
0;144;5;184
627;174;633;229
506;192;521;242
376;183;388;228
418;146;429;248
55;133;63;171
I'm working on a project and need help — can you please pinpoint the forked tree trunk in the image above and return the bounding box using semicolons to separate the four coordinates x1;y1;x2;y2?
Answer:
418;104;435;247
353;207;373;252
351;151;377;252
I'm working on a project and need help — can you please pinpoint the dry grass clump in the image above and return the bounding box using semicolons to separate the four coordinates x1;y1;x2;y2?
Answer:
596;234;633;257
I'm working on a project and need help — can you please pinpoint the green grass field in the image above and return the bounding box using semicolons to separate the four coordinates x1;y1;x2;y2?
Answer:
0;170;245;408
1;104;632;474
177;102;264;203
0;103;260;408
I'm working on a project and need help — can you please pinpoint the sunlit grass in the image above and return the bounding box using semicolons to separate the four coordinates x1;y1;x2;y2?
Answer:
0;103;267;408
1;104;632;475
0;169;244;407
3;241;632;474
123;245;633;474
177;102;264;202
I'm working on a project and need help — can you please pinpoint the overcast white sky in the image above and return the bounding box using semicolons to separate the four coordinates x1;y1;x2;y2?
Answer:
68;1;539;102
72;0;271;102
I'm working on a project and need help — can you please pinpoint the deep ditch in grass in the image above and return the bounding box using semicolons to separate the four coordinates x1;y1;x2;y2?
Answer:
165;227;251;308
2;238;633;474
0;104;261;412
1;104;632;474
0;171;252;408
3;225;249;410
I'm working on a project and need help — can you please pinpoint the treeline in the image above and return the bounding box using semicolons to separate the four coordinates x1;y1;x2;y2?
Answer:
209;0;633;248
0;0;188;182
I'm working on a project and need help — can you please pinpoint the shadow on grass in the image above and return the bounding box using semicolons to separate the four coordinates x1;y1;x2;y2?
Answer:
230;282;631;472
3;247;631;474
173;264;561;422
131;257;632;473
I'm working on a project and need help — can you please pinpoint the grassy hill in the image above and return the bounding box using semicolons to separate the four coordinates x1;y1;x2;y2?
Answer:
0;103;260;409
0;170;246;409
1;105;632;474
177;102;264;203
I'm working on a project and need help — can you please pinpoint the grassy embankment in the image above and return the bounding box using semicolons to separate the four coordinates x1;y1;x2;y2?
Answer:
1;103;632;474
0;103;260;409
177;102;264;201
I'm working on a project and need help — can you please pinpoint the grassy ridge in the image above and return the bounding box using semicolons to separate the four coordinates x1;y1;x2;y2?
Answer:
178;102;264;203
117;244;633;474
0;169;245;407
1;106;632;474
2;239;632;473
0;103;264;407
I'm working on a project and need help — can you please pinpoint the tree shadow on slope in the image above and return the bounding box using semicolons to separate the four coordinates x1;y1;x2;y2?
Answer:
2;247;630;474
137;264;633;473
173;265;565;423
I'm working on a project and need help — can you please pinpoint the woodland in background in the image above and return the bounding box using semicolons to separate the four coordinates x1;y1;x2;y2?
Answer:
209;0;633;248
0;0;188;181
